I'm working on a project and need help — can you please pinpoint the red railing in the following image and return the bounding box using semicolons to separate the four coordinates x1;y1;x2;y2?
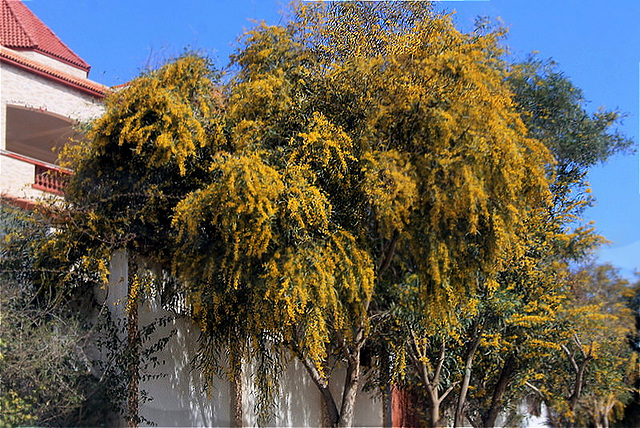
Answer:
1;150;71;195
33;164;70;194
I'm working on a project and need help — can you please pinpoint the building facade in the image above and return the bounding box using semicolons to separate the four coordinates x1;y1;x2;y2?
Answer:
0;0;105;205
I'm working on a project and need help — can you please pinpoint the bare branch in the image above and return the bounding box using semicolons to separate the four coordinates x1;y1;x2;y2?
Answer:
525;381;544;397
433;341;446;387
560;343;579;374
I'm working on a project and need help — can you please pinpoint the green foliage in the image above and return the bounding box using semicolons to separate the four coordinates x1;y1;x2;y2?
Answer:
0;203;112;427
508;56;633;171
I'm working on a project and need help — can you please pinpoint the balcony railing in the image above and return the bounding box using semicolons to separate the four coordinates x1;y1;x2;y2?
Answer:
1;150;71;195
33;163;70;194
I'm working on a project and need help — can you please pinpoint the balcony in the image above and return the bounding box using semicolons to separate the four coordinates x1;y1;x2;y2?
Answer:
1;150;71;198
1;105;78;202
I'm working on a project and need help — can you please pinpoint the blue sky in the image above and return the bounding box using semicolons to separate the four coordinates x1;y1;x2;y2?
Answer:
27;0;639;277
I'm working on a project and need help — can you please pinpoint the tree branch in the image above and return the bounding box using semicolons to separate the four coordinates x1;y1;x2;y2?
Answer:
433;341;446;387
440;381;459;403
525;381;544;397
377;230;399;275
560;343;579;374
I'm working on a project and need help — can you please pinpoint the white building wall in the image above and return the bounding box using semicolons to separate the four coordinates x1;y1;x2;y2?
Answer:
104;252;384;427
243;359;383;427
0;60;103;198
0;155;48;200
4;48;88;79
0;60;102;135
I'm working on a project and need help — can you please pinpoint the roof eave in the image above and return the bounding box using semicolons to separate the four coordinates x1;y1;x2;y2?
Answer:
0;48;106;98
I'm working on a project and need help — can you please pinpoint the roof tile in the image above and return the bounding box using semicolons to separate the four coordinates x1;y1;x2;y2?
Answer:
0;0;90;71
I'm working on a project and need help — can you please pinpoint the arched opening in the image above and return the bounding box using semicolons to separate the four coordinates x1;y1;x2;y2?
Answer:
2;105;82;194
5;105;81;165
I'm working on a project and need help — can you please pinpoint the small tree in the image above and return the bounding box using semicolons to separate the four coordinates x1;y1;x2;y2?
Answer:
538;263;637;428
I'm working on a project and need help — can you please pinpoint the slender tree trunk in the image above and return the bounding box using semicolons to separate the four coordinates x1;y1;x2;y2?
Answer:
127;256;139;428
337;349;361;428
427;388;442;428
482;356;517;427
568;360;588;413
381;349;393;428
319;384;340;427
230;345;243;428
298;353;340;427
410;340;452;428
602;410;609;428
454;331;481;427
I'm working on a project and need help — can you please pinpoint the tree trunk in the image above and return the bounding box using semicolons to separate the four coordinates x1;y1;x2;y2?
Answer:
319;384;340;427
298;354;340;427
127;256;139;428
482;356;517;428
454;332;481;427
568;360;588;413
428;391;442;428
411;340;450;428
230;346;243;428
337;350;361;428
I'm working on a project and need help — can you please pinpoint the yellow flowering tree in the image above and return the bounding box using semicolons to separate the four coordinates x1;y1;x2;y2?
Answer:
369;43;633;428
171;3;551;426
449;55;634;427
53;54;223;426
535;263;637;428
45;3;635;427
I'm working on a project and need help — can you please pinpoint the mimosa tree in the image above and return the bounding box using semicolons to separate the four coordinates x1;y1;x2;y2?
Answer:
171;3;551;426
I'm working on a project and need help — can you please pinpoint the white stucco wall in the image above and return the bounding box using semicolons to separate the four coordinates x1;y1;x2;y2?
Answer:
0;154;49;200
8;49;89;79
0;61;102;137
104;252;384;427
243;358;384;427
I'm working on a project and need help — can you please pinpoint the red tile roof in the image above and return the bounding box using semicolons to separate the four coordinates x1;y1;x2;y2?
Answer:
0;0;90;72
0;46;107;97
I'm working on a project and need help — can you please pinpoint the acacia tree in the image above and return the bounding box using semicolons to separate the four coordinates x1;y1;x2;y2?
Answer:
46;4;634;428
465;56;634;427
445;57;634;427
368;47;634;428
536;263;637;428
171;3;551;426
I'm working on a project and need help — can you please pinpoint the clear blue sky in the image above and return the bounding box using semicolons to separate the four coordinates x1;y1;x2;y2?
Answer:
27;0;639;277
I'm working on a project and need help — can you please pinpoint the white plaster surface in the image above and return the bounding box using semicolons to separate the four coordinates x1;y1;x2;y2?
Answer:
0;155;49;200
0;61;103;127
105;252;383;427
6;48;89;79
